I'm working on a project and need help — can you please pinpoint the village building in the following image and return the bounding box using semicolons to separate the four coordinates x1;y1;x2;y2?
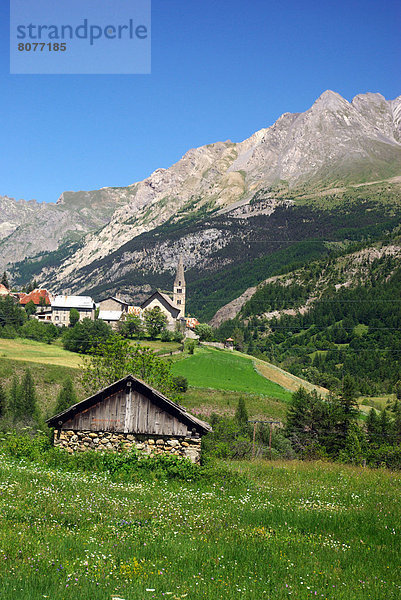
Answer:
47;374;211;463
98;296;129;313
141;290;181;329
18;288;53;321
97;310;123;329
0;283;10;297
51;295;96;325
225;337;234;350
172;255;186;318
127;306;143;318
19;288;52;307
32;307;53;322
97;296;129;329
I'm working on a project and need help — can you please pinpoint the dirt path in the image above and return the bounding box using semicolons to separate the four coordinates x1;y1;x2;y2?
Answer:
254;357;329;396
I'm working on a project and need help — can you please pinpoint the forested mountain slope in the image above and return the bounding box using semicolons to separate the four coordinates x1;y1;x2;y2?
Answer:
214;239;401;395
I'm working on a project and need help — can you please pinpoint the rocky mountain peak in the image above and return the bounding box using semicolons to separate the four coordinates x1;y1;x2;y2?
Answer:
312;89;350;111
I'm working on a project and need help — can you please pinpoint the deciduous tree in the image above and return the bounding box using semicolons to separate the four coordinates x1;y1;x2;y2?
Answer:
81;335;179;400
144;306;167;339
69;308;80;327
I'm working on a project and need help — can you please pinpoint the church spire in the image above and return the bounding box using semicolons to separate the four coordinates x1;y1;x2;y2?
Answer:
173;256;186;317
174;255;185;288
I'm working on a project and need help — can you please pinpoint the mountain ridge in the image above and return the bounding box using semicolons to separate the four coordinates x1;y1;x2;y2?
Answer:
3;90;401;313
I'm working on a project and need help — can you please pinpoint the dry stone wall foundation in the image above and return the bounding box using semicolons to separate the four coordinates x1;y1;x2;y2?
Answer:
54;430;202;463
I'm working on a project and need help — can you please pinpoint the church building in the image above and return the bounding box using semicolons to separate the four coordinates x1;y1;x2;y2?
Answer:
140;257;186;329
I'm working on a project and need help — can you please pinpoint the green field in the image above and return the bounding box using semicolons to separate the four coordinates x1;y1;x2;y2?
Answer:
0;454;399;600
172;347;292;401
137;339;182;355
0;338;82;369
183;388;288;421
0;339;293;419
0;359;84;418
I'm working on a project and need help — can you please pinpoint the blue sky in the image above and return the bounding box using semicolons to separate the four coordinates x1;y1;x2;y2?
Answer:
0;0;400;204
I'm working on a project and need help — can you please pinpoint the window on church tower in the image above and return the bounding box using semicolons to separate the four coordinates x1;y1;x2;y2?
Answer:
177;300;181;305
177;288;182;293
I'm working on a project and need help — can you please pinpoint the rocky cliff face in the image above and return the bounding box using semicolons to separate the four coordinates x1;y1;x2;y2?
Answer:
4;90;401;304
0;188;133;272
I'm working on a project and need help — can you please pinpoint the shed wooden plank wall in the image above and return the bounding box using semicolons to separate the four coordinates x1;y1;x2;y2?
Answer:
61;390;189;436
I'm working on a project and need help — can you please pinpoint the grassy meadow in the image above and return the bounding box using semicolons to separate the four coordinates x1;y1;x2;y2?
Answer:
171;347;292;402
0;339;293;420
0;455;399;600
0;338;82;369
183;388;288;421
0;359;84;418
1;337;391;423
137;339;182;355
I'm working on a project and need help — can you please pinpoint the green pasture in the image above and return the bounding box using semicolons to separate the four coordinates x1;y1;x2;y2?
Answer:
182;388;288;421
0;339;293;418
137;339;182;355
171;347;292;401
0;338;82;368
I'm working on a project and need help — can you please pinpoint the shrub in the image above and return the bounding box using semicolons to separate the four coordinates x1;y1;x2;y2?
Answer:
62;318;112;353
20;319;58;343
0;324;17;339
172;375;188;393
172;330;185;343
160;330;173;342
0;432;202;481
194;323;213;341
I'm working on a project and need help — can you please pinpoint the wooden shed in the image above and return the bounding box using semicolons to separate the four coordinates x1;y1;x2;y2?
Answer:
47;374;211;463
225;337;234;350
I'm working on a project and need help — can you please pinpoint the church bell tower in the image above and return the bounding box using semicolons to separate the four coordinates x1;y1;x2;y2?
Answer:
173;256;186;318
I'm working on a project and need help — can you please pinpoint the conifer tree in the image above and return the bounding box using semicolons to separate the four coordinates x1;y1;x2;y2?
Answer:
392;400;401;445
235;397;248;429
0;382;7;419
366;408;380;444
378;409;391;445
340;421;364;465
8;375;20;420
19;369;38;422
55;378;77;414
339;375;359;437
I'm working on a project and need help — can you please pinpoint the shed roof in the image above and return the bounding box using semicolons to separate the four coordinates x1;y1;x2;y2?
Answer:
51;295;95;310
46;374;212;435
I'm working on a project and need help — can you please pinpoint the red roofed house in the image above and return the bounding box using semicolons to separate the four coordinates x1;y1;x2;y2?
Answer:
19;289;53;321
19;289;52;307
0;284;10;297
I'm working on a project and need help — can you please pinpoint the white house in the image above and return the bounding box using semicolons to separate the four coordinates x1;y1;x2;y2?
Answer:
51;295;96;325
